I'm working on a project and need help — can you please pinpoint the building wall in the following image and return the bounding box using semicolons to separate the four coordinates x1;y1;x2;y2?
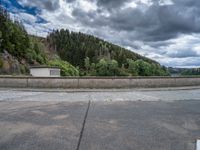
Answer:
30;68;60;77
30;68;50;77
0;77;200;88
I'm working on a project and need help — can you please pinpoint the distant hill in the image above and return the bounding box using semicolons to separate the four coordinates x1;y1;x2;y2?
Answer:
45;30;169;76
168;67;200;76
46;29;158;67
0;6;169;76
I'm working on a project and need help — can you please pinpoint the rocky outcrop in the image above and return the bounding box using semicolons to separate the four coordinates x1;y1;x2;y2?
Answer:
0;51;21;74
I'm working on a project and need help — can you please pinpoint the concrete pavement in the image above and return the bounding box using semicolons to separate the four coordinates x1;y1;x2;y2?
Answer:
81;101;200;150
0;88;200;150
0;101;87;150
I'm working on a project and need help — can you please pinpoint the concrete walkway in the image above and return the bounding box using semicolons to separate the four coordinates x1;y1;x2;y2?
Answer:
1;86;200;102
0;88;200;150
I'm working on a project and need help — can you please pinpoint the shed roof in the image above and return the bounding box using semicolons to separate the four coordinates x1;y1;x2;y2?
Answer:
30;66;60;69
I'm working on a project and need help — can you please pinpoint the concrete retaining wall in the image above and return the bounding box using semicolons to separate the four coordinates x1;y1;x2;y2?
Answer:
0;76;200;88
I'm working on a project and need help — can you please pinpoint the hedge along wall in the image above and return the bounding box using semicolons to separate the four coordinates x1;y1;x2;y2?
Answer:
0;76;200;89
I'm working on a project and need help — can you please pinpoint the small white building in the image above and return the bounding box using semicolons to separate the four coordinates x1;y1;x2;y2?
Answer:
30;66;61;77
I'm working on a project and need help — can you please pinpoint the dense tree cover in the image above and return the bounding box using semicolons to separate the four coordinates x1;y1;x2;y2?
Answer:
0;55;3;67
0;6;46;66
0;6;79;76
95;59;121;76
47;29;169;76
127;59;169;76
168;67;200;76
47;29;158;67
82;57;169;76
181;68;200;76
82;57;128;76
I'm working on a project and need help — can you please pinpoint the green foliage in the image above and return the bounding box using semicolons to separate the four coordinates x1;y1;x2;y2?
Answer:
47;29;169;76
127;59;138;75
47;29;158;68
0;6;46;66
0;30;2;39
107;59;119;76
181;68;200;76
49;59;79;76
84;57;90;73
28;37;47;65
90;63;96;75
95;59;119;76
0;56;3;68
134;60;151;76
20;64;29;74
0;19;29;58
96;59;108;76
127;59;169;76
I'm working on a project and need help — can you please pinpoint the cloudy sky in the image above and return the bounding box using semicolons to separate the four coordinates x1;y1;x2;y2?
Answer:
2;0;200;68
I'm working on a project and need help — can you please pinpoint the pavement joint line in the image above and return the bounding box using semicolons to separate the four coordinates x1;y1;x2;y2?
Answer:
76;100;91;150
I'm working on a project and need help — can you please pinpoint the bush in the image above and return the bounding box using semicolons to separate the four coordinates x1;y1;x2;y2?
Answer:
95;59;123;76
36;55;45;64
20;64;29;74
0;56;3;68
49;59;79;76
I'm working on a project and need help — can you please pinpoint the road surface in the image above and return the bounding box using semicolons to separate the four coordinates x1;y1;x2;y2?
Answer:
0;87;200;150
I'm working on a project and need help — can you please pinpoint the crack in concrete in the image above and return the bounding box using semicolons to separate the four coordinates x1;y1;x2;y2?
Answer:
76;100;91;150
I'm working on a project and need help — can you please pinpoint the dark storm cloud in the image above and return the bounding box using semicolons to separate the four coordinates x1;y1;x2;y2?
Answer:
65;0;75;3
112;4;200;41
17;0;200;42
146;41;173;49
95;0;131;10
72;8;107;28
72;0;200;42
172;0;200;7
166;49;199;58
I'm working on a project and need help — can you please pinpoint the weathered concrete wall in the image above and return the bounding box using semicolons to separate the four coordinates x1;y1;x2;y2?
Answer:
27;78;78;88
0;76;200;88
0;77;27;88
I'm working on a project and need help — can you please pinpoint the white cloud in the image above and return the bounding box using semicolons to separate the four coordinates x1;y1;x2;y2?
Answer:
19;12;37;24
159;0;174;6
123;1;137;9
77;0;97;12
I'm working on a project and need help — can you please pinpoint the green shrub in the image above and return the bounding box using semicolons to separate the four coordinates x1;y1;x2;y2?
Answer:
49;59;79;76
96;59;122;76
20;64;26;74
0;57;3;68
36;55;45;64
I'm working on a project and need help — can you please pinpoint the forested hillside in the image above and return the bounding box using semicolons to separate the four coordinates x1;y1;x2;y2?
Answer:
0;6;169;76
0;7;49;63
168;67;200;76
0;6;78;76
0;6;46;74
181;68;200;76
46;30;169;76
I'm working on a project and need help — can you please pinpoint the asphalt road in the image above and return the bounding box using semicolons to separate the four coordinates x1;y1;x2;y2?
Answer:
0;87;200;150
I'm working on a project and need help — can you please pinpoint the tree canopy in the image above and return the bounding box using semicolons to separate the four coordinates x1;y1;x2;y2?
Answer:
46;29;169;76
0;6;46;65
